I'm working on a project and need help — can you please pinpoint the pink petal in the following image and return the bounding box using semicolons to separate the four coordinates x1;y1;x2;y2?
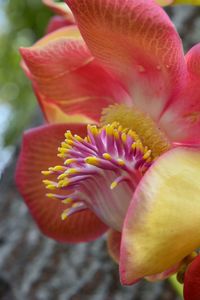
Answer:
46;16;74;34
120;147;200;285
15;123;107;243
160;44;200;143
184;255;200;300
107;229;121;263
66;0;186;121
21;26;129;123
43;0;75;22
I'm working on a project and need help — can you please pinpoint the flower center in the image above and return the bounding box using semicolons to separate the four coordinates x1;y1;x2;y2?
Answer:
42;122;154;231
101;104;171;158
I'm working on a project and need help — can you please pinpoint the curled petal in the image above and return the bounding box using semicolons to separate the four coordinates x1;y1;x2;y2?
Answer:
43;0;75;22
120;147;200;284
66;0;186;121
184;255;200;300
46;16;74;34
15;123;107;243
160;44;200;143
21;26;129;123
107;230;121;263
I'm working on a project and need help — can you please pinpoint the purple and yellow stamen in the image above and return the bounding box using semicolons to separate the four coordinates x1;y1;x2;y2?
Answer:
42;122;153;231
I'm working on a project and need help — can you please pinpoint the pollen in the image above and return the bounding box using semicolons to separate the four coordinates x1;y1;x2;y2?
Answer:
101;104;171;158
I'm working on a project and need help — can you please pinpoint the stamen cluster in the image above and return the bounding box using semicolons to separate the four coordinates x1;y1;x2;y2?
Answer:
42;122;153;222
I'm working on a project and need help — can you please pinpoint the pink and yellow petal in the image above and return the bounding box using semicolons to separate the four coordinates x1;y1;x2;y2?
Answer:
21;28;129;123
184;255;200;300
66;0;186;121
159;44;200;143
15;123;107;243
35;90;94;124
107;230;121;263
43;0;75;22
120;147;200;285
145;263;181;282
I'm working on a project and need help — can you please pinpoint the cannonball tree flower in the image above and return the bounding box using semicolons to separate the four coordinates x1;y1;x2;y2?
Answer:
16;0;200;286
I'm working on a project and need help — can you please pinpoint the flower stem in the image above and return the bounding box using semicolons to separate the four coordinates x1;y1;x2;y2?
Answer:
169;275;183;298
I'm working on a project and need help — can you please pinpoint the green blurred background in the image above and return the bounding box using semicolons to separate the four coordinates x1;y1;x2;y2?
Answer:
0;0;52;175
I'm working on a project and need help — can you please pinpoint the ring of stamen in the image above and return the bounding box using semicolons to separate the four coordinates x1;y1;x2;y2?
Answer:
42;122;154;231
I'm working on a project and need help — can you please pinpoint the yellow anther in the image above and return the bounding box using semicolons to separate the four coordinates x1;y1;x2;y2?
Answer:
57;173;67;180
72;203;80;208
85;157;99;166
64;130;73;139
66;168;78;175
50;165;65;172
106;125;113;135
64;158;77;165
57;153;65;158
61;142;68;148
117;159;125;166
110;181;118;190
90;125;98;136
103;153;112;160
41;170;52;176
62;198;73;204
74;134;83;142
131;142;136;150
43;179;53;185
58;179;69;188
46;184;57;190
135;140;143;151
46;193;56;198
61;209;69;220
121;133;127;143
65;139;74;146
143;150;152;160
58;147;69;153
113;130;119;139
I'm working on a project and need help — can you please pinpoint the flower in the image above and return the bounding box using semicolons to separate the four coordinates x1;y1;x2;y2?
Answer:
16;0;200;286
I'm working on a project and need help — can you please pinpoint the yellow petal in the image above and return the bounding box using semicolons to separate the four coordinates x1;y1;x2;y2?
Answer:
120;147;200;284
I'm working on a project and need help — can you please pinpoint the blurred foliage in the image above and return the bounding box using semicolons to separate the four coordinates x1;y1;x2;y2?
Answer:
0;0;52;146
